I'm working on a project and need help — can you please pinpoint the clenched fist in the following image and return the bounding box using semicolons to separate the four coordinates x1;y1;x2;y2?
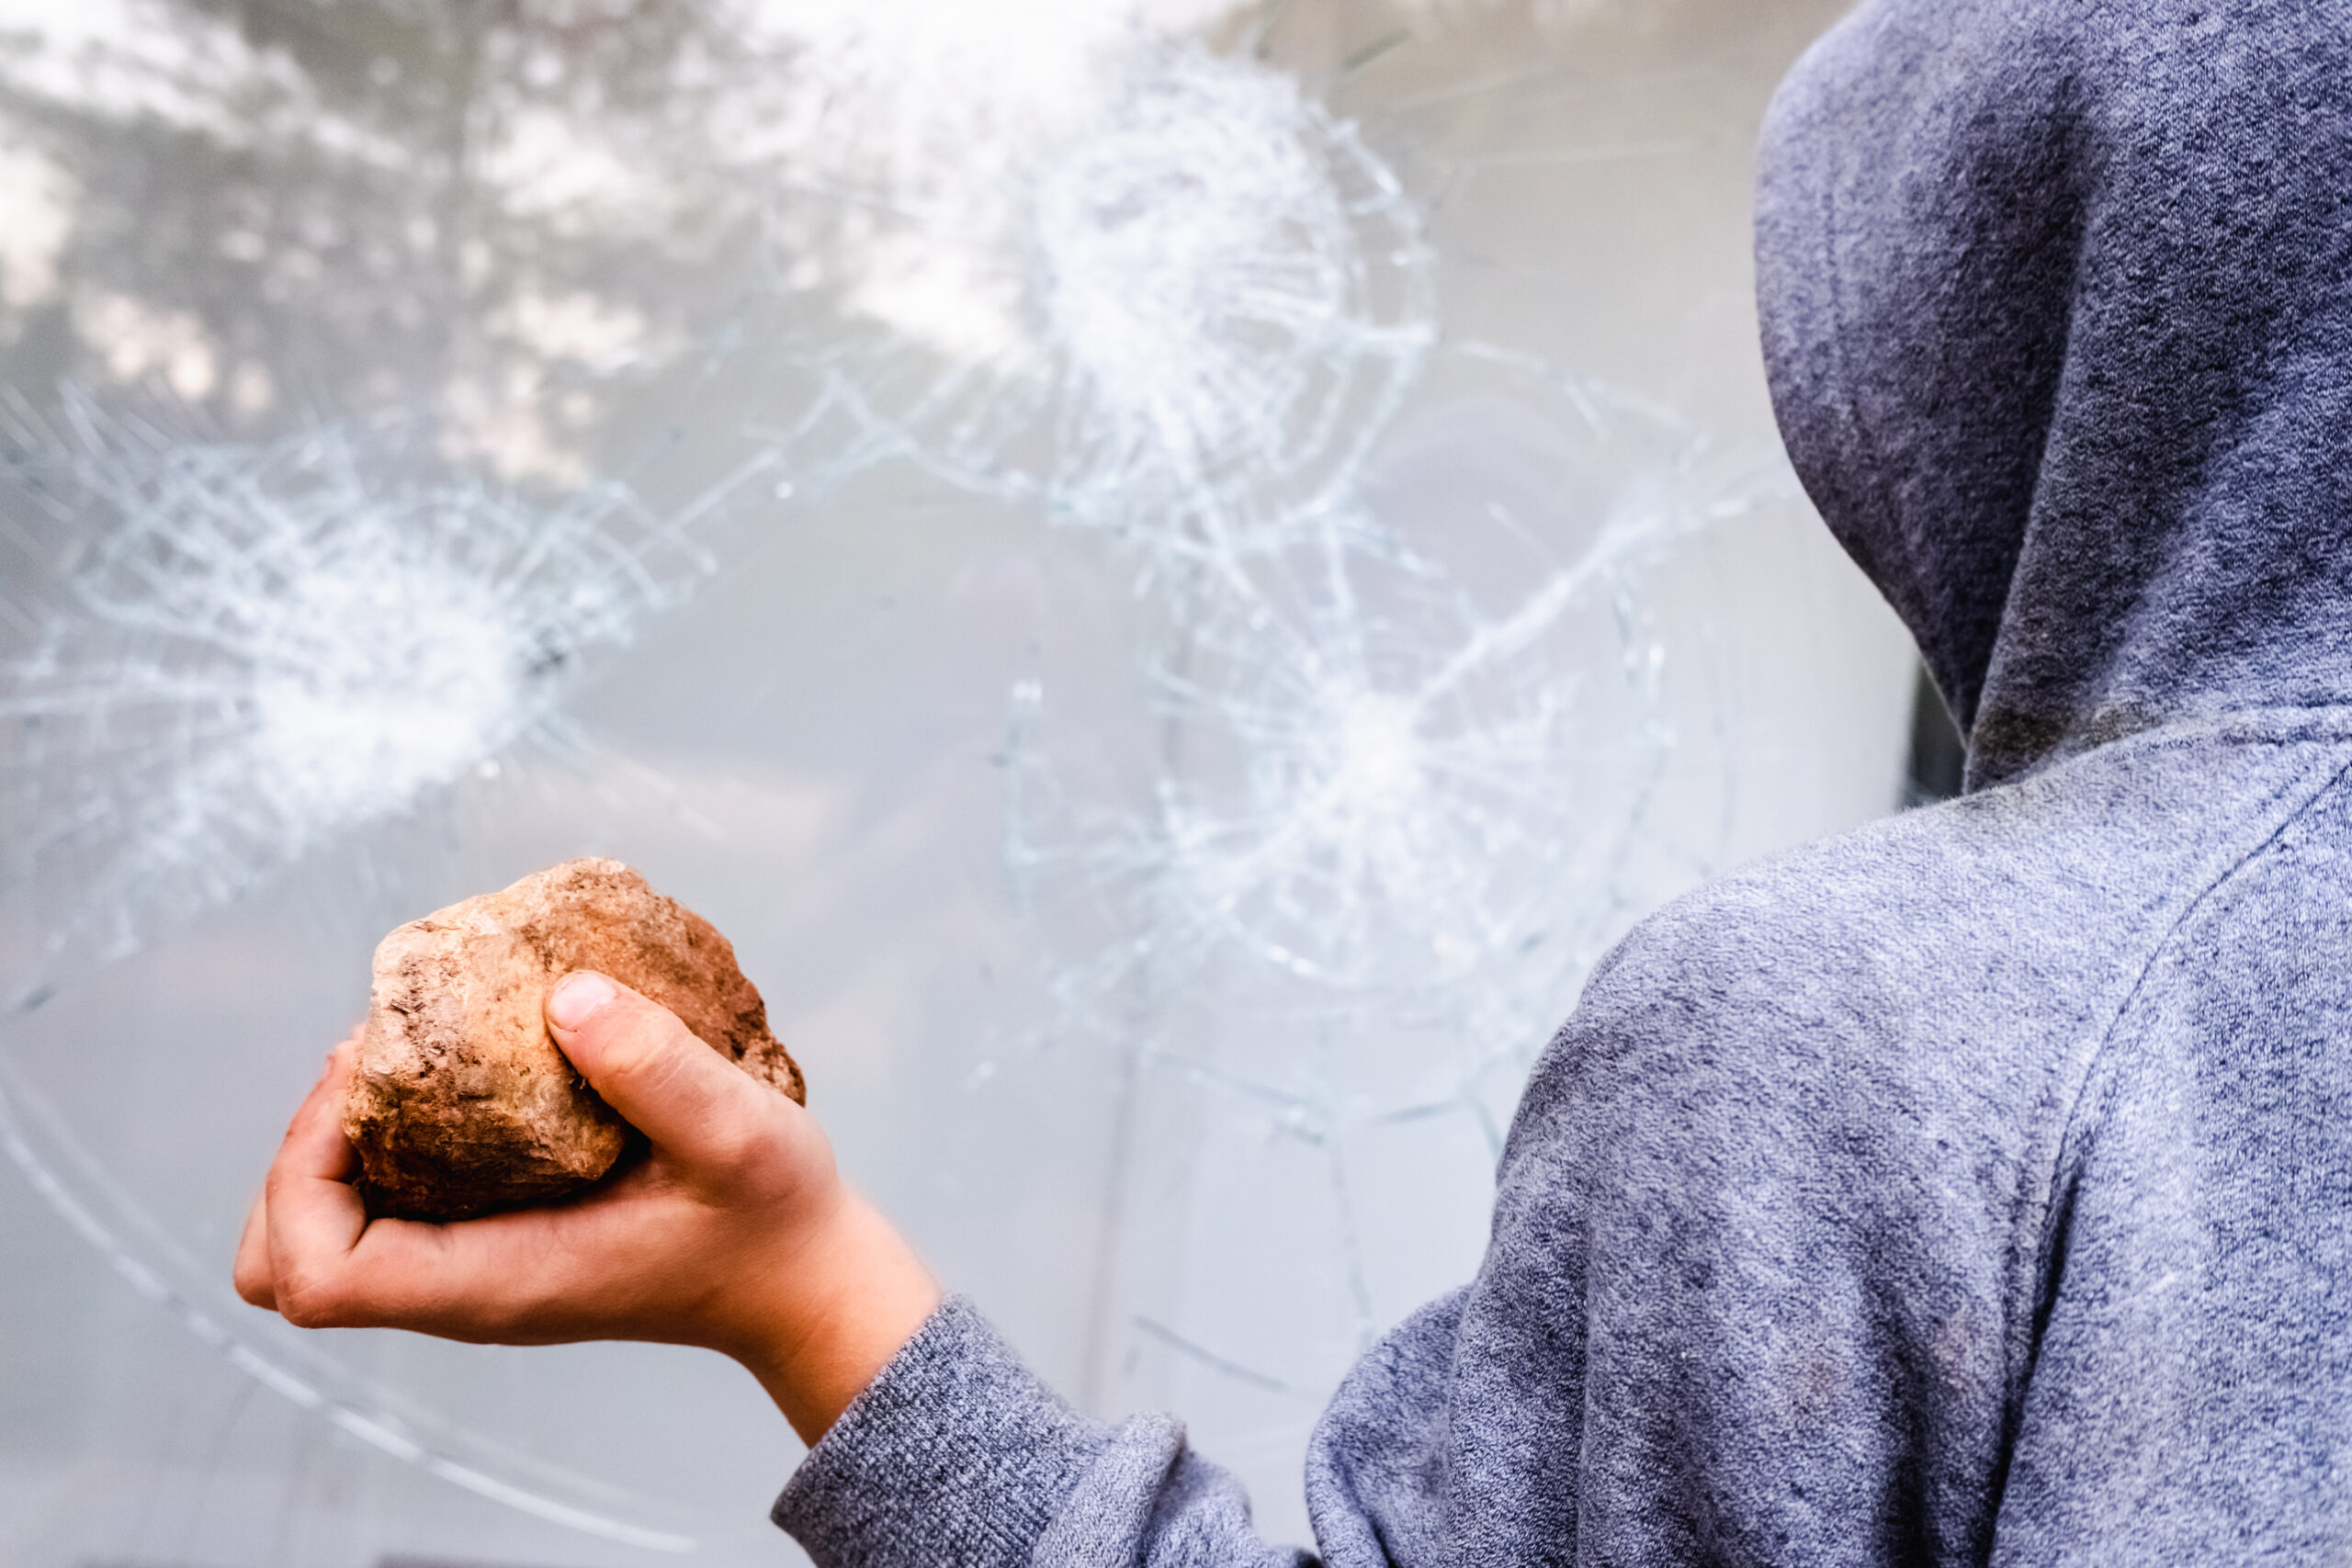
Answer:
234;972;940;1445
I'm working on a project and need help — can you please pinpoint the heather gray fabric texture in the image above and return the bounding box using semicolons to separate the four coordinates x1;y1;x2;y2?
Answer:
773;1;2352;1562
1753;0;2352;791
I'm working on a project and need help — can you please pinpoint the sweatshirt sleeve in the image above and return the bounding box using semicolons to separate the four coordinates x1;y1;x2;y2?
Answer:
771;1295;1314;1568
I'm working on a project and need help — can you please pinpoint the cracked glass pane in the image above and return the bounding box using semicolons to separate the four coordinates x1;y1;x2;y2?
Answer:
0;1;1915;1562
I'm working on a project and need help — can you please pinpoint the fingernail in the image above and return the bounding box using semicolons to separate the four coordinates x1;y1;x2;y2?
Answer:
548;972;617;1030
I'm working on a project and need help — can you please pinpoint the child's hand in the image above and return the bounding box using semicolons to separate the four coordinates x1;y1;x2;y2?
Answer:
232;973;940;1445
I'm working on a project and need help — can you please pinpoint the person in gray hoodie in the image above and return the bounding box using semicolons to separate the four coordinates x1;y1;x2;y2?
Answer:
232;0;2352;1561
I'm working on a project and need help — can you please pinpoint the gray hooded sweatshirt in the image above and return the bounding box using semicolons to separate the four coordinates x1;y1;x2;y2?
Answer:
773;0;2352;1561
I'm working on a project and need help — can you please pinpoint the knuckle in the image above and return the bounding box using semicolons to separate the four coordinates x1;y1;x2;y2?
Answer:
696;1109;767;1176
599;1032;668;1089
262;1166;305;1210
597;1005;693;1083
277;1270;351;1329
235;1279;273;1311
232;1259;272;1308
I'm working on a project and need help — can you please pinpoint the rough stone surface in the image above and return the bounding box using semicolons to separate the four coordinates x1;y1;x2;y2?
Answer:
344;857;805;1221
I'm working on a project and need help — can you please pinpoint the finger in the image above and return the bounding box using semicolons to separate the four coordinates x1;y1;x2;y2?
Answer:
281;1205;563;1337
232;1185;275;1309
253;1022;658;1338
236;1031;358;1311
545;973;766;1161
263;1045;373;1326
277;1166;684;1340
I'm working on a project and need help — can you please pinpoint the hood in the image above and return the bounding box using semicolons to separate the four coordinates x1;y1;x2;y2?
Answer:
1756;0;2352;791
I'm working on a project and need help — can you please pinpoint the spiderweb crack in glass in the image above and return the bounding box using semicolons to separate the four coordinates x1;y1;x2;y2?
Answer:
1001;384;1793;1064
0;394;711;976
1027;46;1434;530
718;3;1260;361
756;39;1434;554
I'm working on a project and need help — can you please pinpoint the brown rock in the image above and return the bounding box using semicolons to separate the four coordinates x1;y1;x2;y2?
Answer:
343;858;804;1221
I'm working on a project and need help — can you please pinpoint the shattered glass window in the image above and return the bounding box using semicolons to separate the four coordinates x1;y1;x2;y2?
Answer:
0;1;1915;1562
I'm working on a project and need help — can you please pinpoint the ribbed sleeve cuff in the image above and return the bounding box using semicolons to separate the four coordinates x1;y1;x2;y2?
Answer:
771;1295;1112;1568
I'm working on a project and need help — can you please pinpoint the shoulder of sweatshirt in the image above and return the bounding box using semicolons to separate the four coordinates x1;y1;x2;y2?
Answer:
1433;708;2352;1469
1499;704;2352;1224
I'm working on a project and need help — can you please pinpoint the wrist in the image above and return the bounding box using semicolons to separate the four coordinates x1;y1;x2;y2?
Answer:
719;1184;942;1446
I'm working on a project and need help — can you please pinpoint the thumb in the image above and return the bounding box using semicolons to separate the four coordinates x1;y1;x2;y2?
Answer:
545;972;763;1158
